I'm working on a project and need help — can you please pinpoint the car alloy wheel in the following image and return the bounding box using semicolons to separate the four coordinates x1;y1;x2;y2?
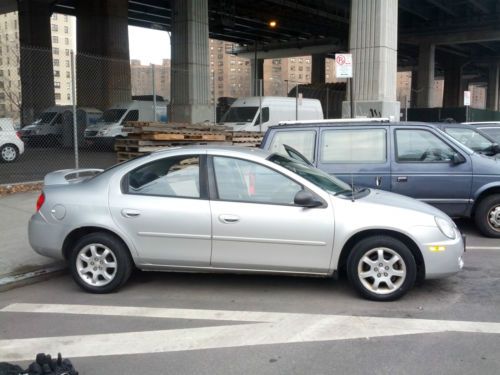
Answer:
487;204;500;233
475;194;500;238
1;145;18;162
76;243;118;287
357;247;406;294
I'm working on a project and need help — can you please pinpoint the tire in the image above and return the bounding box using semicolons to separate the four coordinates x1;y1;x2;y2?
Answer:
68;232;133;293
347;236;417;301
474;194;500;238
0;144;19;163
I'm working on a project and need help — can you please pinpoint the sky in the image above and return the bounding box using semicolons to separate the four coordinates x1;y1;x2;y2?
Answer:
128;26;171;65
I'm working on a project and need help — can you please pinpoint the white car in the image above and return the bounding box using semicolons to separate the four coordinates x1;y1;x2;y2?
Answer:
0;118;24;163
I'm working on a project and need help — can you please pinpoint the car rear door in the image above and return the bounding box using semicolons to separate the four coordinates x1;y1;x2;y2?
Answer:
316;126;391;190
208;154;334;273
390;126;472;216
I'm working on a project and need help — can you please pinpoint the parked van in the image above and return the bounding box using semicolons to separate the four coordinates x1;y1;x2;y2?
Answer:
220;96;323;132
19;106;102;146
84;96;167;147
261;120;500;238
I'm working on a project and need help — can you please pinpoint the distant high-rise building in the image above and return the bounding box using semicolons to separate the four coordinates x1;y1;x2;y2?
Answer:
0;12;75;122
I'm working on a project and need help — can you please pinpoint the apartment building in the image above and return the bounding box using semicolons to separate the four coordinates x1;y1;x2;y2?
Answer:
130;59;171;100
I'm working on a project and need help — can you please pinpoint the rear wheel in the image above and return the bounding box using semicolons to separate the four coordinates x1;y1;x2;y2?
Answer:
347;236;417;301
0;144;19;162
69;232;133;293
474;194;500;238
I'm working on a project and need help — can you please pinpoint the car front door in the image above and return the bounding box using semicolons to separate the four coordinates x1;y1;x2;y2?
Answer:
209;155;334;273
391;127;473;216
316;127;391;190
109;153;212;266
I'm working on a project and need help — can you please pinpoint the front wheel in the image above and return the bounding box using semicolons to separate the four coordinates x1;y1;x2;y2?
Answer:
347;236;417;301
69;232;133;293
474;194;500;238
0;144;19;162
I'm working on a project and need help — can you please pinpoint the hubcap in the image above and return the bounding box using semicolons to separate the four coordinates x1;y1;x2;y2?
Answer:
357;247;406;295
76;243;117;287
1;146;16;162
487;205;500;232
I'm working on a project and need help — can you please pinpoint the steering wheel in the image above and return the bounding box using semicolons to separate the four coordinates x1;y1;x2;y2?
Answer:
420;148;445;161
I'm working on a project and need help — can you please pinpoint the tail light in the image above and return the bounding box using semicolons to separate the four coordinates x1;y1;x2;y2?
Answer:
16;131;21;139
36;192;45;212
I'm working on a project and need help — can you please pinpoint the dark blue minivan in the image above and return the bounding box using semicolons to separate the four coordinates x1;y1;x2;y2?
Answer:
261;121;500;237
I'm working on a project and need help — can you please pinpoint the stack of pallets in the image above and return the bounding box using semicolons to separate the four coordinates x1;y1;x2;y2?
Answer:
115;122;263;162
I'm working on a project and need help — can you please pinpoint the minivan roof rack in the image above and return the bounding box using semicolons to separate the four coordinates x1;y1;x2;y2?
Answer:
278;118;390;126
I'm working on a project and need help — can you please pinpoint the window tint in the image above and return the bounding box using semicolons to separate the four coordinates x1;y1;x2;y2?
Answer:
269;130;316;161
126;155;200;198
122;110;139;123
213;156;302;205
396;129;455;162
321;129;386;163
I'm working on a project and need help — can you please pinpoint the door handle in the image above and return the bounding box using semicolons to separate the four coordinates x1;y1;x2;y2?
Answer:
121;209;141;218
219;214;240;224
375;176;382;187
396;176;408;183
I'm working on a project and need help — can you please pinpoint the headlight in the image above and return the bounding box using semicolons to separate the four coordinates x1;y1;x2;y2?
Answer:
98;129;108;135
435;216;456;239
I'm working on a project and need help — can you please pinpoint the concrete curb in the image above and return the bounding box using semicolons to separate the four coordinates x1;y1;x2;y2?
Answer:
0;181;43;196
0;262;67;292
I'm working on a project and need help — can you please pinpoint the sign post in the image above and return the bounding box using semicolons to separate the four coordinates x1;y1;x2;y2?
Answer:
464;90;471;122
335;53;354;118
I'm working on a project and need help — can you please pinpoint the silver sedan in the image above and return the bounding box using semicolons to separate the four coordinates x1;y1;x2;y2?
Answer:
29;146;465;301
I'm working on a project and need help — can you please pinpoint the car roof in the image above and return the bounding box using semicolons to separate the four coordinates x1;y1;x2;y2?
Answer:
151;144;271;158
267;121;436;130
464;122;500;127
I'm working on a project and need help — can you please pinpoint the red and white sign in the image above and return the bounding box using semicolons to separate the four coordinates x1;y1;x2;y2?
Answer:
335;53;353;78
464;91;471;106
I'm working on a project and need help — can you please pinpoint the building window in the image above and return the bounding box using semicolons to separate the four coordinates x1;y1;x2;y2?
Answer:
55;93;61;100
52;36;58;44
64;26;69;34
54;70;60;77
51;24;58;32
54;81;61;88
53;59;59;66
66;60;70;68
53;47;59;55
65;38;69;45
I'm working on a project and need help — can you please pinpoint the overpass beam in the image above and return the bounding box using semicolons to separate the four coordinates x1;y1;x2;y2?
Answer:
18;0;55;124
170;0;212;123
487;63;499;111
76;0;131;110
443;61;463;108
415;43;435;108
343;0;400;119
311;54;326;85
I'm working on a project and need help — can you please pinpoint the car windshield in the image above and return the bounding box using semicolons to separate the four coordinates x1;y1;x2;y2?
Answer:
100;109;127;123
444;127;496;153
479;127;500;143
221;106;258;123
268;153;352;194
33;112;57;125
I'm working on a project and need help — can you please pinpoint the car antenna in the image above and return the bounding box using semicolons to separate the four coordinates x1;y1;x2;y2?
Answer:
350;173;355;202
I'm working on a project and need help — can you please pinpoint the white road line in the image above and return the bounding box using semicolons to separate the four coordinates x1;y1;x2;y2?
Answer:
1;303;500;361
466;246;500;251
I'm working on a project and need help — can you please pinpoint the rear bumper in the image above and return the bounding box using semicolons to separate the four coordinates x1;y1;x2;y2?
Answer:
28;212;66;260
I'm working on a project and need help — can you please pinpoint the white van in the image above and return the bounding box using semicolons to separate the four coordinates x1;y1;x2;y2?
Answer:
19;106;102;146
220;96;323;132
84;96;167;147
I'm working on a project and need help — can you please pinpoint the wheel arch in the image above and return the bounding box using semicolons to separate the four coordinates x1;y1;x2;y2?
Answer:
337;229;425;282
62;226;136;264
471;187;500;218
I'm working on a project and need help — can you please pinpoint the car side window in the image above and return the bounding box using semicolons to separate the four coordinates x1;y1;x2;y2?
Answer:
213;156;302;205
126;155;200;198
122;110;139;123
321;128;386;163
269;130;316;162
396;129;455;162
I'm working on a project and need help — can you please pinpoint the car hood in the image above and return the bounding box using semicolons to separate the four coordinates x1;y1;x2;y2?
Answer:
345;188;447;218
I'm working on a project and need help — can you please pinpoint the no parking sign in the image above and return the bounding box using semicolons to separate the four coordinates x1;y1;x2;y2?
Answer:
335;53;353;78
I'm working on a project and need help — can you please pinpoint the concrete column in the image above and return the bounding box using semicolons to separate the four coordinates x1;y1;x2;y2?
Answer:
250;58;264;96
18;0;55;124
415;43;435;108
342;0;400;119
443;62;463;108
171;0;212;123
76;0;131;110
311;53;326;85
487;63;499;111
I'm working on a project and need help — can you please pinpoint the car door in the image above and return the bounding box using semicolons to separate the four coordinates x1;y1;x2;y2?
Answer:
391;127;472;216
109;153;212;266
316;126;391;190
209;155;334;273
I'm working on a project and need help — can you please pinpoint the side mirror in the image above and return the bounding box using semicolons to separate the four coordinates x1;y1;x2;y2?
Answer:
294;190;323;208
451;152;466;165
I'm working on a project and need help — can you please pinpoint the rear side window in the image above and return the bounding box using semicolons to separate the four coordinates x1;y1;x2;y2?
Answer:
269;130;316;161
321;129;386;163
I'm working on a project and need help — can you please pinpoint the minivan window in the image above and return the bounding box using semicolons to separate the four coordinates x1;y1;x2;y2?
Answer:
321;129;386;163
396;129;455;162
269;130;316;161
221;107;258;123
122;110;139;123
101;109;127;123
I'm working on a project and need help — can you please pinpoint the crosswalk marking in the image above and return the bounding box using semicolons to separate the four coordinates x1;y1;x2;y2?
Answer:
1;303;500;361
